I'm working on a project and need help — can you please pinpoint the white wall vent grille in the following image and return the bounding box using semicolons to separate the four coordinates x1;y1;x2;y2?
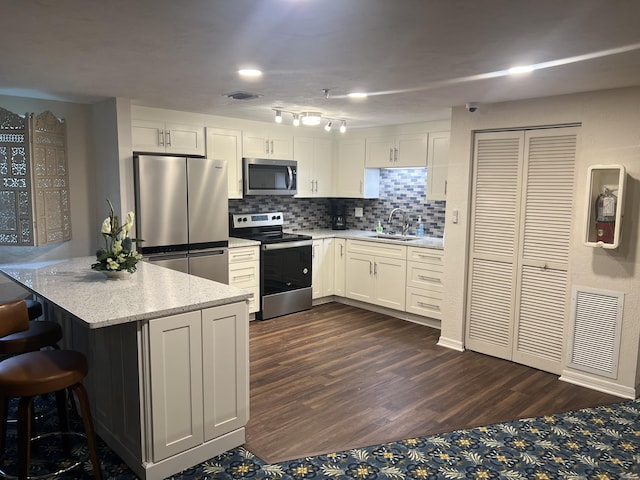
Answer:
568;287;623;379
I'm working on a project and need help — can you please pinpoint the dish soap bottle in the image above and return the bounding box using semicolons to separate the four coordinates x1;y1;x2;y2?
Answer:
416;216;424;237
376;221;384;233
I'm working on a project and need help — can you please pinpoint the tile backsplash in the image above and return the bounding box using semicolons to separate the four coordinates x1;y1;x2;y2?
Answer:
229;168;445;237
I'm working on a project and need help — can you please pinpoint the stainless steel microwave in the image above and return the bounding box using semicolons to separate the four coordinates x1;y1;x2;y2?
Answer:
243;158;297;196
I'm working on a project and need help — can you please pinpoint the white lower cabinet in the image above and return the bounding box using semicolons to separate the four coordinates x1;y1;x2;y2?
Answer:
334;238;347;296
312;238;335;299
405;246;444;319
148;303;248;463
228;246;260;314
345;240;406;310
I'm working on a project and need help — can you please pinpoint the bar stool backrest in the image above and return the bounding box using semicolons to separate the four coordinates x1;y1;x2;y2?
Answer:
0;300;29;338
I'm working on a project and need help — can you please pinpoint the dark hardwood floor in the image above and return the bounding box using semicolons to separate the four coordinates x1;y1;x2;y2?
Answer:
244;302;624;464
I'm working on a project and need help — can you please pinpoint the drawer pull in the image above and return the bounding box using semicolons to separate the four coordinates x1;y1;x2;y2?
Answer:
232;274;254;281
232;253;254;259
417;275;440;282
417;301;439;310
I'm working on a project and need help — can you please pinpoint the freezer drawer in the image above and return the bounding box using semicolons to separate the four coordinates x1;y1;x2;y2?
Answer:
188;249;229;284
146;254;189;274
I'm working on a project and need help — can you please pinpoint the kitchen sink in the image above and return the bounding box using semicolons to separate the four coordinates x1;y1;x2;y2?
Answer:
373;233;419;241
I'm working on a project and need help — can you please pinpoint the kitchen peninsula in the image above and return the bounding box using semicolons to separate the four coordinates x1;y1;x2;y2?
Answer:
0;257;251;480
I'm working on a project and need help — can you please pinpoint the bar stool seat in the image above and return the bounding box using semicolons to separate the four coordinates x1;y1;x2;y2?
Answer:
0;350;103;479
0;300;61;356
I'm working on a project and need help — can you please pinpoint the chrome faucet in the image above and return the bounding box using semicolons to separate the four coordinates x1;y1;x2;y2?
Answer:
388;208;409;236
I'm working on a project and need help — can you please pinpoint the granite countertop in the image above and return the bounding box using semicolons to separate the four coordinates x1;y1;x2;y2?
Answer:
0;257;251;329
288;229;445;249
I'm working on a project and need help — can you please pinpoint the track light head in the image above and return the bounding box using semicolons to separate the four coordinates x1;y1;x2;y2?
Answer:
340;120;347;133
274;110;282;123
324;121;333;132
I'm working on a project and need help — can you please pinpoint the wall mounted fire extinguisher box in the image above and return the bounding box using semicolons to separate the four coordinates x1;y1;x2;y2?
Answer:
584;164;626;249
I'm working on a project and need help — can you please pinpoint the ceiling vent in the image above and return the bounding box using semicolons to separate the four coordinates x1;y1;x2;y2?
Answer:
223;91;262;101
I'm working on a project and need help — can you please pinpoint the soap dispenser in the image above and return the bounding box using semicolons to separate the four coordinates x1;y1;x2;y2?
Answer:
376;221;384;233
416;216;424;237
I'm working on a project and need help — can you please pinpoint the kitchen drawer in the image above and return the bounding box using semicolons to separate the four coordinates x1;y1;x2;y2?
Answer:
406;287;442;319
407;246;443;265
228;261;259;289
347;239;406;260
229;246;259;264
406;262;443;290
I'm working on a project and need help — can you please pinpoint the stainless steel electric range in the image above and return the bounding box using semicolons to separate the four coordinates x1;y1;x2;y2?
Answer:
230;212;313;320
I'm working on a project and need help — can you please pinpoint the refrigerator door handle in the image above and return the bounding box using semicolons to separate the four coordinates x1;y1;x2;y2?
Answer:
189;248;227;257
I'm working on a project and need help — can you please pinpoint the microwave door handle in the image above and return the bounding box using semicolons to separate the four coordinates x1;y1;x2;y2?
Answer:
286;166;293;190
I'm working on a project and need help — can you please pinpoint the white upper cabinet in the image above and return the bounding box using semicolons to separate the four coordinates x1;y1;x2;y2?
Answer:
132;119;205;156
206;127;242;199
294;136;333;197
425;131;450;201
243;129;293;159
365;132;428;168
335;137;380;198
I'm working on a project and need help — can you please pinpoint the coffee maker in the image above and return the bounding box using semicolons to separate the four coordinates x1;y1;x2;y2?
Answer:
330;201;347;230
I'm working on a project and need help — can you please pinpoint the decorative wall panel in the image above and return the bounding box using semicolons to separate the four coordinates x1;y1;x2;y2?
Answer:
0;107;71;246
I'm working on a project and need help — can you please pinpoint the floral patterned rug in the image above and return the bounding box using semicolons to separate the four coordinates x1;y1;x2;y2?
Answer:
3;398;639;479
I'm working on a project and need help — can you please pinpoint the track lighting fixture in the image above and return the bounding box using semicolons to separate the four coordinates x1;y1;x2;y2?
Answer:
272;108;346;131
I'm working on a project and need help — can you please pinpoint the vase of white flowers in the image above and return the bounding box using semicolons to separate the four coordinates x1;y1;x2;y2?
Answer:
91;199;143;276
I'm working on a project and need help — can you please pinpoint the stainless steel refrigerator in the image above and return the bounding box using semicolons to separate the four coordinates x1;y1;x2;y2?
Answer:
133;154;229;284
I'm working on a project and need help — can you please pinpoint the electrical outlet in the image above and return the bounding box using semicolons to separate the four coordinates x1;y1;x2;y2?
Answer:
355;207;363;217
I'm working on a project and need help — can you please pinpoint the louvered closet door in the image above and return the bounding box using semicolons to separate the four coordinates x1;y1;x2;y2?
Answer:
466;132;524;360
513;128;577;374
466;127;578;374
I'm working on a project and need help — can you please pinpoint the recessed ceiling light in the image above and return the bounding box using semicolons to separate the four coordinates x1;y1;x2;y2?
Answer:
348;92;368;99
238;69;263;78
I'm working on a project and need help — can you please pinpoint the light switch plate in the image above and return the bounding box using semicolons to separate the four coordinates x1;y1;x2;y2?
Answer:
355;207;363;217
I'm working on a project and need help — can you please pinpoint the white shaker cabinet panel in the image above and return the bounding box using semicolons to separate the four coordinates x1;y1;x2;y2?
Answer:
132;119;205;155
336;138;379;198
206;127;243;199
426;131;450;201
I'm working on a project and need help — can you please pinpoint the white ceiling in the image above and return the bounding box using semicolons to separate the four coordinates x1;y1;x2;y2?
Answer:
3;1;640;128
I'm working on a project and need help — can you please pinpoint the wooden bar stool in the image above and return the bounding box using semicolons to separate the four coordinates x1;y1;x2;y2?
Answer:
0;350;103;479
0;300;62;356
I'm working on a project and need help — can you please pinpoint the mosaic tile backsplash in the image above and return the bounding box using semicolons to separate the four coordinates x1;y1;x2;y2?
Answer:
229;168;446;238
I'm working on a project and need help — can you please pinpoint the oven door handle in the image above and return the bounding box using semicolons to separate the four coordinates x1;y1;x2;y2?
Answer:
262;240;313;251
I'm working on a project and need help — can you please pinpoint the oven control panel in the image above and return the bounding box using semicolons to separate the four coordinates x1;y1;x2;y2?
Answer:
231;212;284;228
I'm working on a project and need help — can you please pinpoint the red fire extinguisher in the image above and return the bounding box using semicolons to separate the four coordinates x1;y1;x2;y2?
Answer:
595;187;616;243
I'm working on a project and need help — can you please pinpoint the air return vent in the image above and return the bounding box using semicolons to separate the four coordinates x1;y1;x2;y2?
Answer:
568;287;624;379
223;91;262;100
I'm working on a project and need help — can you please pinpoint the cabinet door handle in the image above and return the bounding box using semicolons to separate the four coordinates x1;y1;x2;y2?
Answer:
374;262;377;276
369;261;373;275
265;140;269;154
444;180;447;195
360;180;363;194
340;244;344;257
158;129;165;146
389;147;393;163
394;147;398;162
166;130;171;146
270;140;274;154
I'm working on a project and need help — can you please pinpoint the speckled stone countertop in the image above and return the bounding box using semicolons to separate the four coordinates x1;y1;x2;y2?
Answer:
0;257;251;329
288;229;444;249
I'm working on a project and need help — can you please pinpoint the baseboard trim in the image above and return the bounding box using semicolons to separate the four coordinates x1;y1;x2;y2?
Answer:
559;369;636;399
437;337;465;352
314;296;441;330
